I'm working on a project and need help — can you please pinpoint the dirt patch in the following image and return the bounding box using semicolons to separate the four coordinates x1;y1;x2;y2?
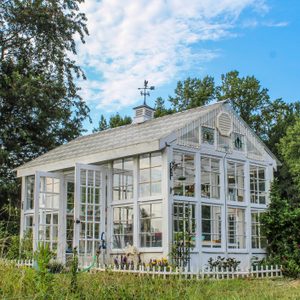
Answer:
288;280;300;288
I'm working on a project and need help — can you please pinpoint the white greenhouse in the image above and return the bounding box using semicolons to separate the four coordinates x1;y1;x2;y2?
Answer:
16;100;278;269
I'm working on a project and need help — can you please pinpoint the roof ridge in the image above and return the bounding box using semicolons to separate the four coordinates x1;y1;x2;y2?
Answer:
74;100;226;142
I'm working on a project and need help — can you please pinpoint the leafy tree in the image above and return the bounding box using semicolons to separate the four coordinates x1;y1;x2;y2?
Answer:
93;114;108;132
154;97;174;118
93;113;132;132
168;76;215;111
262;119;300;277
0;0;89;234
279;118;300;190
216;70;270;136
261;100;300;202
261;99;300;154
109;113;131;128
262;182;300;277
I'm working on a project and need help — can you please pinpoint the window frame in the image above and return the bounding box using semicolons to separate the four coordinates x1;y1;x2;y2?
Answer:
250;165;267;205
113;157;134;202
251;210;267;251
25;175;35;211
172;151;195;198
200;156;221;200
173;201;196;250
227;207;246;250
139;202;162;249
227;161;245;203
201;204;222;249
139;152;162;199
112;206;134;249
233;132;245;152
201;126;215;145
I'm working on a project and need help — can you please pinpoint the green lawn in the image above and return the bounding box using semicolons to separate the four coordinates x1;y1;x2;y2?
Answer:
0;262;300;299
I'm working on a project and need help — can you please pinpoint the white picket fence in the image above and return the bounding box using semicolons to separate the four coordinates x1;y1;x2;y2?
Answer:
89;264;283;280
0;258;282;279
0;258;33;268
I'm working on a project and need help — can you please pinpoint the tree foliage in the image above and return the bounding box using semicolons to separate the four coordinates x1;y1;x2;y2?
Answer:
216;70;271;136
262;182;300;277
0;0;89;233
154;97;174;118
168;76;215;111
93;113;132;132
279;118;300;190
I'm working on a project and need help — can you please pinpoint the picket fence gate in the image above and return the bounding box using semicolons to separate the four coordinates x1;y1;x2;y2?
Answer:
0;259;283;280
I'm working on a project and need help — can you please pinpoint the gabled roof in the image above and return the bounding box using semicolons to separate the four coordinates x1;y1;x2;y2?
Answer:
16;100;279;177
16;101;225;175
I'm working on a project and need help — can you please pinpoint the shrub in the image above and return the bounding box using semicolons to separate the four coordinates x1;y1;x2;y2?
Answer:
34;243;55;299
261;183;300;278
47;261;65;274
208;256;241;271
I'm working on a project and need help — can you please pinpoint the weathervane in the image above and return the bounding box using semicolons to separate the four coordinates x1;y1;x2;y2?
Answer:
138;80;155;105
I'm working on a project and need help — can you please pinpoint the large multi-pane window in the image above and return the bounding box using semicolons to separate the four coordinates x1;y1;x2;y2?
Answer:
139;152;162;197
227;208;246;249
113;206;133;249
113;158;134;201
250;165;266;204
173;151;195;197
173;202;196;248
201;157;220;199
251;211;267;249
201;205;222;248
227;161;245;202
140;203;162;247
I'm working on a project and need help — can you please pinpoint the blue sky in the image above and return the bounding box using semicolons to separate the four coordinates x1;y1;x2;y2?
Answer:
75;0;300;132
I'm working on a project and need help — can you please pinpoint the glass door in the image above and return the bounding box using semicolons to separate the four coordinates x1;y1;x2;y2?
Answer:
34;171;64;260
74;164;105;264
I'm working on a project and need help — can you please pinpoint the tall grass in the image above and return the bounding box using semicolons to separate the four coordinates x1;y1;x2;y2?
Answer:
0;262;300;299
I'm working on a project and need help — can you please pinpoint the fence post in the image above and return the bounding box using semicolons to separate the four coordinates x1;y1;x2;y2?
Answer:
270;265;273;278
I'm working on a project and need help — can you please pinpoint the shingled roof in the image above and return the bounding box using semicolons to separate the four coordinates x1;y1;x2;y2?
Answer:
16;101;225;176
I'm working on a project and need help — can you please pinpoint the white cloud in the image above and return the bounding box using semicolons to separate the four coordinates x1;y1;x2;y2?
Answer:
242;19;289;28
76;0;268;110
264;21;289;27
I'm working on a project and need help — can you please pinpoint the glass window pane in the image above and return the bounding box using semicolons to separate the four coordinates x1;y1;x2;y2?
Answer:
151;203;162;218
140;205;150;218
151;166;162;182
140;154;150;169
151;182;161;196
140;169;150;183
139;203;162;248
140;183;150;197
202;127;214;144
151;153;162;167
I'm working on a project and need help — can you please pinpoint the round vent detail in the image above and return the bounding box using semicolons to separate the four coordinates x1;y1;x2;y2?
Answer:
217;112;232;136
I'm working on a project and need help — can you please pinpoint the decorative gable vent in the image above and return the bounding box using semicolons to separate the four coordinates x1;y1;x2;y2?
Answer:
217;112;232;136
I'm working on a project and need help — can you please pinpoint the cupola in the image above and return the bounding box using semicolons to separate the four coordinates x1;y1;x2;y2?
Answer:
133;80;155;124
